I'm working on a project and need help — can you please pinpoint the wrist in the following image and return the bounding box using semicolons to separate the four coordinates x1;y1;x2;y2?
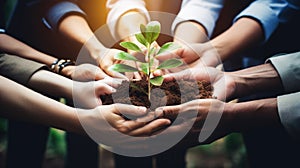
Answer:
174;21;208;44
231;98;280;132
199;42;221;67
84;36;107;61
50;59;75;77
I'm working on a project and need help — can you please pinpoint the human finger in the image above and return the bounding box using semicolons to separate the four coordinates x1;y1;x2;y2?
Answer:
128;119;171;136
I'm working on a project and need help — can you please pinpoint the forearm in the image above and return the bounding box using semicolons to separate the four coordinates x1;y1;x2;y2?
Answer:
0;76;83;134
0;34;56;66
229;98;281;132
174;21;208;45
229;63;283;98
117;11;147;42
58;14;106;60
209;17;264;66
28;70;73;99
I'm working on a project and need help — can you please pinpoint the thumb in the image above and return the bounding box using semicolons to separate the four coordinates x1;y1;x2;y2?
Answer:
156;48;182;61
163;69;191;82
155;104;181;120
94;82;116;95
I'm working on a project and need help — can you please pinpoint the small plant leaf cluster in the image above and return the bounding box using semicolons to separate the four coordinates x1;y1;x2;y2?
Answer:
109;21;182;99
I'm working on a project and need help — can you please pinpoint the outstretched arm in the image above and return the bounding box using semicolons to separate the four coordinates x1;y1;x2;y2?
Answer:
0;33;56;66
0;76;170;140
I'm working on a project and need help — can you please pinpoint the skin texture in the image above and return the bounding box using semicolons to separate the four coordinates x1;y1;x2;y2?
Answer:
172;17;264;67
154;62;283;147
0;76;170;147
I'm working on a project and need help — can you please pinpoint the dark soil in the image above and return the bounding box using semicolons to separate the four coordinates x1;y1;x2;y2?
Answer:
102;79;213;112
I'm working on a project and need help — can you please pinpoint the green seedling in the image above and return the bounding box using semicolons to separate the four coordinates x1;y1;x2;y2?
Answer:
109;21;182;100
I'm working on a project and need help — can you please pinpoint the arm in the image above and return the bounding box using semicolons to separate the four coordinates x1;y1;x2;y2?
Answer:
170;0;294;67
44;1;126;79
106;0;150;41
172;0;223;44
0;75;170;140
0;33;56;66
0;54;116;108
28;69;117;109
0;75;81;133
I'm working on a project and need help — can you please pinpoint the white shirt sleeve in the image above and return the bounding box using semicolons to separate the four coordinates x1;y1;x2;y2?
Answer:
277;92;300;140
106;0;150;40
268;51;300;140
268;51;300;93
234;0;296;42
171;0;223;38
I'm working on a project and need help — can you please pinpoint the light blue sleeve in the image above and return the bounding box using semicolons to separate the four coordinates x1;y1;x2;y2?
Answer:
278;92;300;140
171;0;223;38
234;0;300;42
269;51;300;93
268;51;300;140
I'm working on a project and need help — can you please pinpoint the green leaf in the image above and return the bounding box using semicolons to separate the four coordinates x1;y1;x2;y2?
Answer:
114;52;138;61
157;58;183;70
109;64;138;72
140;62;149;75
142;21;161;44
157;42;181;55
120;42;142;52
140;24;147;37
150;76;164;86
135;33;148;47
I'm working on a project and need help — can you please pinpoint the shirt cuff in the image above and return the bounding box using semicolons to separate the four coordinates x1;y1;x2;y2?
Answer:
234;2;279;42
43;1;86;31
278;92;300;140
268;51;300;93
106;0;150;40
0;28;5;33
0;54;47;85
172;1;222;38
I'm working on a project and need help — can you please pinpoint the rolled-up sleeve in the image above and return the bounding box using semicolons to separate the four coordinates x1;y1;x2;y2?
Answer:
42;1;86;31
0;54;47;85
106;0;150;39
234;0;292;42
268;51;300;93
278;92;300;140
172;0;223;38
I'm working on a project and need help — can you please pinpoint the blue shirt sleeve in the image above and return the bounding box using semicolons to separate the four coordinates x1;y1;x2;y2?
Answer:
43;1;86;31
234;0;299;42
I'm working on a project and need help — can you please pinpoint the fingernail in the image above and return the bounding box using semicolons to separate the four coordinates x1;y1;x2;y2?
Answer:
138;106;147;112
155;107;164;117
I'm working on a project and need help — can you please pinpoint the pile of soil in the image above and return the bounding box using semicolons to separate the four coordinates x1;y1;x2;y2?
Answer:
101;79;214;111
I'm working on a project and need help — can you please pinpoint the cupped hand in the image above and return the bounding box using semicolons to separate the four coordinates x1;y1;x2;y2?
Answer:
73;80;119;109
154;99;232;148
78;103;171;148
156;42;221;68
163;66;236;102
96;48;128;79
61;63;114;81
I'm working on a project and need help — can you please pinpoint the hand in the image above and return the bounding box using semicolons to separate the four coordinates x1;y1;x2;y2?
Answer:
156;42;221;67
155;99;231;148
73;79;121;109
78;104;171;148
96;48;128;79
61;64;112;81
163;66;236;101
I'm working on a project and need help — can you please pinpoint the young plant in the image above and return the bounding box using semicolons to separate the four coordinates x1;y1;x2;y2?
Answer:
109;21;182;100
